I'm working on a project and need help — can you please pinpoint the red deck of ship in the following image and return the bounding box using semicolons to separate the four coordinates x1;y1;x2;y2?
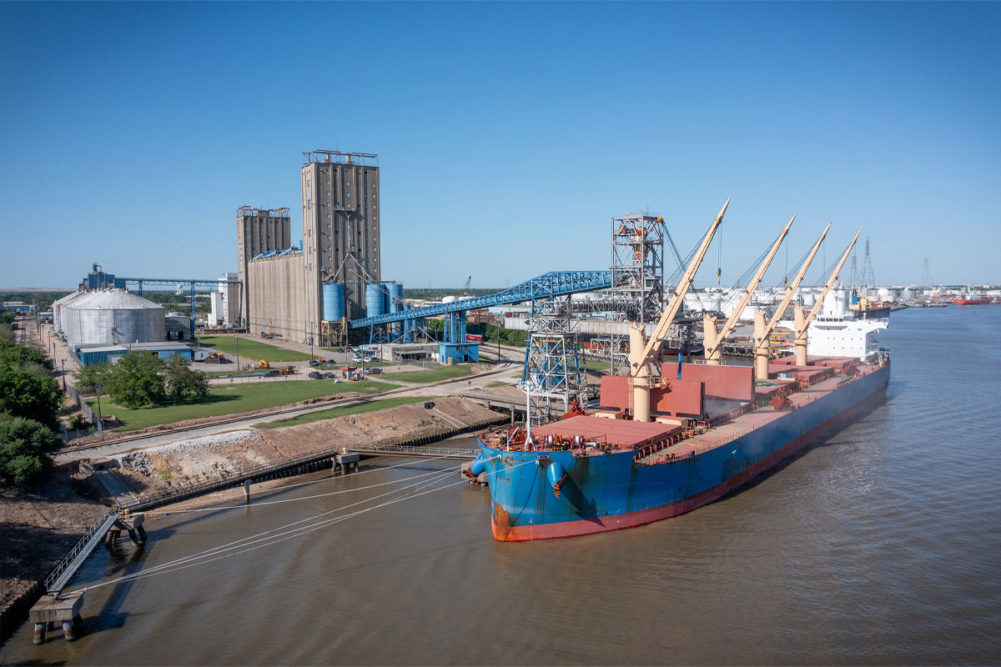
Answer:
530;415;679;450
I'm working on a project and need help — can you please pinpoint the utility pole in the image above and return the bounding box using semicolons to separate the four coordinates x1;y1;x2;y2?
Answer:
95;384;104;441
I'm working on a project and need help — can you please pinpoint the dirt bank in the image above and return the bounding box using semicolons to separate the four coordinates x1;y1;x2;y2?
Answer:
0;467;109;634
103;397;501;502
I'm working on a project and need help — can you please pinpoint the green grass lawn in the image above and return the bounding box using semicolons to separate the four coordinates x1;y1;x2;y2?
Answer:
88;379;397;431
256;396;433;429
584;360;616;372
380;364;473;383
485;381;510;388
198;336;314;362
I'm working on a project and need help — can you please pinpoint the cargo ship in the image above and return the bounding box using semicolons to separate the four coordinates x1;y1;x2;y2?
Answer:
465;202;890;541
951;296;996;306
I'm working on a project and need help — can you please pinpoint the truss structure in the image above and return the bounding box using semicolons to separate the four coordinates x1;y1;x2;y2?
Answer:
520;331;585;428
611;215;665;324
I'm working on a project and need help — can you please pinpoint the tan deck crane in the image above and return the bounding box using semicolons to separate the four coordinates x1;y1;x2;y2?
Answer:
628;199;730;422
752;222;831;380
793;229;861;365
702;215;795;365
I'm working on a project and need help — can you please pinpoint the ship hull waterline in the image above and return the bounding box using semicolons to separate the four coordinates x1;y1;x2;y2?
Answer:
479;363;889;542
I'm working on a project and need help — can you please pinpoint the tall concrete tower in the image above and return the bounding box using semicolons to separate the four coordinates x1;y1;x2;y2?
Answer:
300;150;380;329
236;206;291;327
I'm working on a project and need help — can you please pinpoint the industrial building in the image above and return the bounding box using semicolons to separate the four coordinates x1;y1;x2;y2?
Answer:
75;341;193;367
208;272;241;327
236;207;291;328
240;150;390;346
50;287;204;366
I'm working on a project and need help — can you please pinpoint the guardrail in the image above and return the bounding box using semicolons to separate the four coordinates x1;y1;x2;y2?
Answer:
42;512;117;592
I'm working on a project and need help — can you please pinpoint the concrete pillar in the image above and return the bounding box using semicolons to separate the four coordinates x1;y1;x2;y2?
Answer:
29;591;83;644
243;479;252;504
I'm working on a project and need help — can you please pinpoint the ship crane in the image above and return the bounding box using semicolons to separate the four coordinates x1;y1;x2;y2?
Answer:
752;222;831;380
628;199;730;422
702;215;795;365
792;229;861;365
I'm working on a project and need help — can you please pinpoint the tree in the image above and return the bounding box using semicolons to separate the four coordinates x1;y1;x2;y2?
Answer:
0;338;53;370
74;363;113;396
0;362;63;430
163;356;208;402
0;416;61;487
106;351;165;408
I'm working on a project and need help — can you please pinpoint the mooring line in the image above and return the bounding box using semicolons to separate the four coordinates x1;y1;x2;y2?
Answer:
70;456;532;594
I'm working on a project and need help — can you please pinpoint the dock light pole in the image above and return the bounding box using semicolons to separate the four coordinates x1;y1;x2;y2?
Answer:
235;335;240;370
61;359;65;391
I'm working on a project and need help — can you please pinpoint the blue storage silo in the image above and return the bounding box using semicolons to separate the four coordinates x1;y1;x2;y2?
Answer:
323;283;345;321
366;283;387;317
388;283;404;338
388;283;404;313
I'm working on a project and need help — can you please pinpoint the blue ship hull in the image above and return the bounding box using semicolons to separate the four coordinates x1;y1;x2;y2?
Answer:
476;363;890;541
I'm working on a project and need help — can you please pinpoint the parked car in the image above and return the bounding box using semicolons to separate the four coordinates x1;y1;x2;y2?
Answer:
323;372;335;379
265;370;280;377
308;371;321;379
309;360;319;367
367;367;383;374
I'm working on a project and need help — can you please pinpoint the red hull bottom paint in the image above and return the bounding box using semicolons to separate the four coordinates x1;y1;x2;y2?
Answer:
492;384;888;542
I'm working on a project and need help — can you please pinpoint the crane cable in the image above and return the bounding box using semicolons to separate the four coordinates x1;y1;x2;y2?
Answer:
69;457;537;595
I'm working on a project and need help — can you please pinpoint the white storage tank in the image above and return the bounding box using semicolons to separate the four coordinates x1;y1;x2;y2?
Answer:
63;289;165;348
52;290;87;334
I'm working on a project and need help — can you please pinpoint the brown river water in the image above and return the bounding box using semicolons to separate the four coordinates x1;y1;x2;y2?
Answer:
3;306;1000;665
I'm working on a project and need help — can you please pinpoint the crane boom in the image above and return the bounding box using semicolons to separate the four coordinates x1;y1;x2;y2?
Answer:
793;228;862;364
704;214;794;364
629;198;730;422
753;222;830;380
766;222;831;333
640;198;730;362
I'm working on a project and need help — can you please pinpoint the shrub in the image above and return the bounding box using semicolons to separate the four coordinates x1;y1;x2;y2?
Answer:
0;362;63;430
0;416;61;487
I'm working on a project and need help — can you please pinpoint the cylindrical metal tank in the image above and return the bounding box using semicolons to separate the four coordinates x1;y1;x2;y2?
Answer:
366;283;387;317
63;289;165;348
388;283;404;313
322;283;345;321
52;291;87;334
388;283;404;337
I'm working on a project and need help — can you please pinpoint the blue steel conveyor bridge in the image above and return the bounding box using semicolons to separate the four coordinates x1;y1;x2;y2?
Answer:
349;270;613;343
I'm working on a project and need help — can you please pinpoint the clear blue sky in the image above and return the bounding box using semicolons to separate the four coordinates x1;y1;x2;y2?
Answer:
1;1;998;289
